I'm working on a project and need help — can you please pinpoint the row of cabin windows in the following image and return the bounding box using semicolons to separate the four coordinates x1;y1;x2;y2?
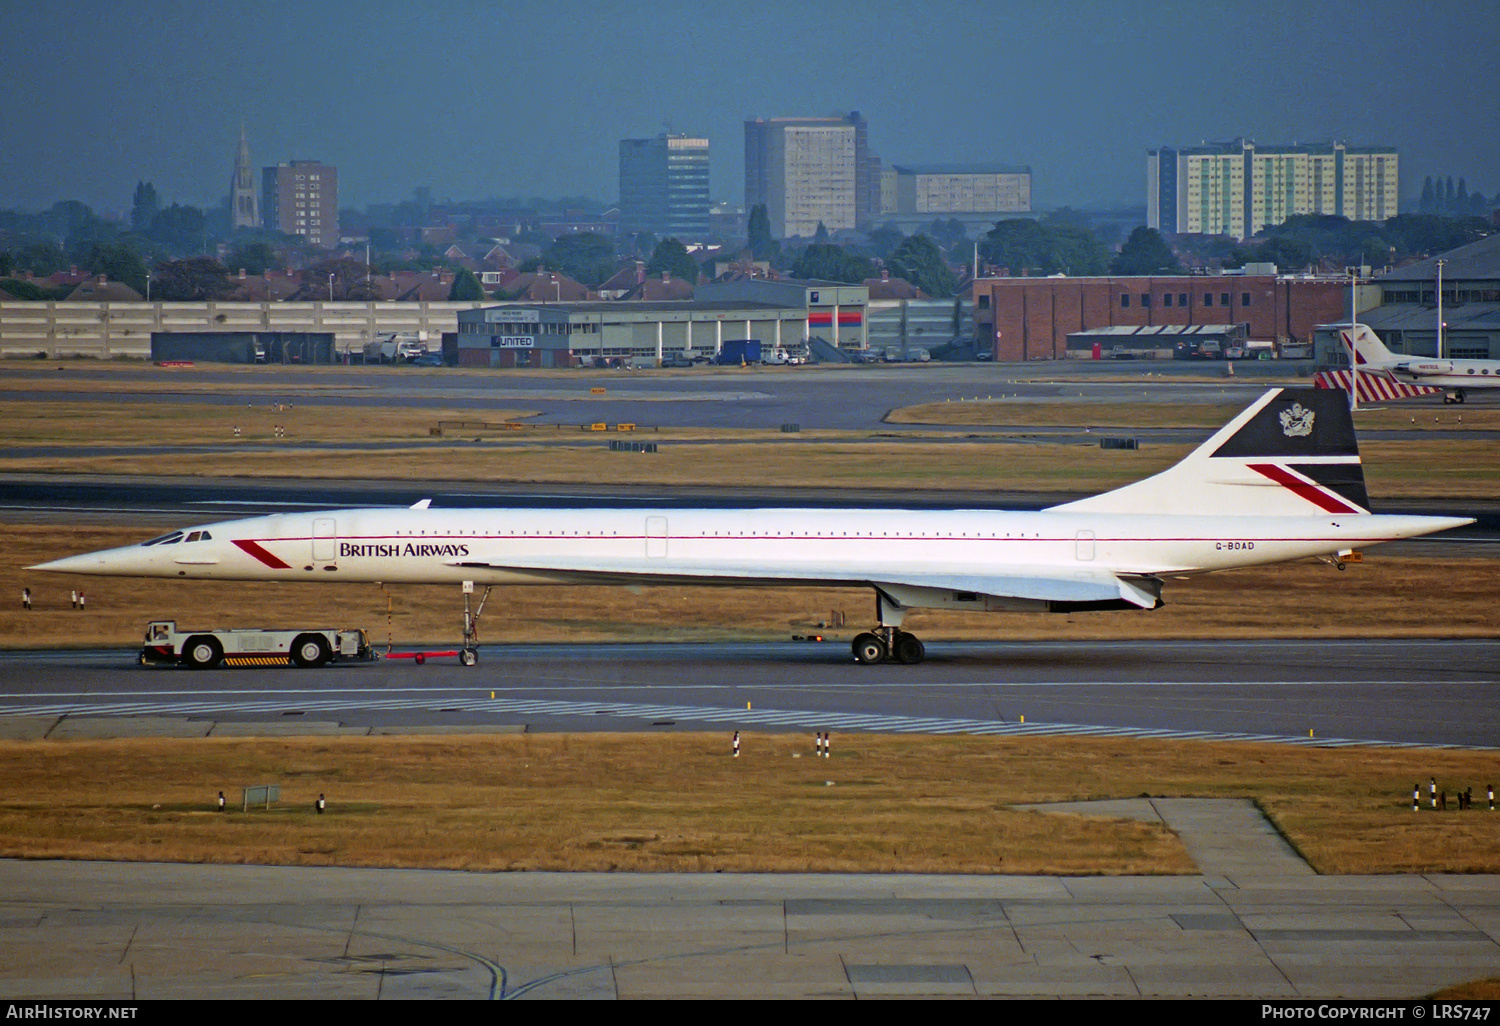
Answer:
378;530;1046;539
1122;292;1251;309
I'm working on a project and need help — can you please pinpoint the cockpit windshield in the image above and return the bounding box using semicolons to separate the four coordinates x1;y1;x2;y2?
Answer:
140;530;211;546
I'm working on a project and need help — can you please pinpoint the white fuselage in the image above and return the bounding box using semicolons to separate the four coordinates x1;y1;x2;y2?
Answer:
40;505;1458;587
1383;357;1500;390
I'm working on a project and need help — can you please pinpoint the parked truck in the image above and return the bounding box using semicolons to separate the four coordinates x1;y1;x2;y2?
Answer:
139;620;376;669
715;339;762;366
362;332;428;364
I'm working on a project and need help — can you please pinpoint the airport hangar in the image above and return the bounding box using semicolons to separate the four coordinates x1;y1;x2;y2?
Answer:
448;279;869;367
972;271;1348;361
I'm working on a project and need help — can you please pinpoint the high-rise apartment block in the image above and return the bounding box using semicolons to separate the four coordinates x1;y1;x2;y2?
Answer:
1149;139;1397;240
744;113;879;239
618;132;711;240
261;160;339;249
886;164;1031;215
230;125;259;230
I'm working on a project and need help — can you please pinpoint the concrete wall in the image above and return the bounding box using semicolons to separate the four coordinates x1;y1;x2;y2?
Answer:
0;301;488;359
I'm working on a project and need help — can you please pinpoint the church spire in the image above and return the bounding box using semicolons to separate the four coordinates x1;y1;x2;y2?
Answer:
231;123;259;230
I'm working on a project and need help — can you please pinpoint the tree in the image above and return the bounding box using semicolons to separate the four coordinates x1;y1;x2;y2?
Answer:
1110;227;1183;276
131;182;160;233
867;223;904;261
306;257;377;300
225;241;278;276
12;240;65;276
0;277;68;300
449;266;484;301
790;244;875;285
150;257;232;301
886;234;957;297
84;243;149;295
924;218;968;249
747;204;778;262
148;204;207;257
646;238;698;282
981;218;1108;276
42;200;101;243
543;232;616;287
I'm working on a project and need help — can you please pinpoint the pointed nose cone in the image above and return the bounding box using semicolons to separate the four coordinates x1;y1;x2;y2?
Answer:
29;546;150;576
29;554;105;574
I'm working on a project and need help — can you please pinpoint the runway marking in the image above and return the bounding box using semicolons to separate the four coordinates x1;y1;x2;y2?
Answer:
2;694;1488;750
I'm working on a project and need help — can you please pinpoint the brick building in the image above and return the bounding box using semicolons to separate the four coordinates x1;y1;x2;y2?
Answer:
972;275;1348;361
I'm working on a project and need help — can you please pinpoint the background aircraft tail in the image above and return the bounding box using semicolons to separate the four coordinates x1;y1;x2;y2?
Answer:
1314;368;1442;402
1340;324;1397;367
1049;387;1371;516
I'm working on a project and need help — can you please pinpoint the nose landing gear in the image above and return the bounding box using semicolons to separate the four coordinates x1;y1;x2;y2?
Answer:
460;582;491;667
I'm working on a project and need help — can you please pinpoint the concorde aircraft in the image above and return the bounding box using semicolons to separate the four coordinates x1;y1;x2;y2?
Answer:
31;387;1470;666
1340;323;1500;405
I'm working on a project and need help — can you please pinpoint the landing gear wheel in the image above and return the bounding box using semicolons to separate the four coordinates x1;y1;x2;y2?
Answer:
852;632;888;665
893;632;926;665
459;648;478;667
291;633;331;668
184;636;223;670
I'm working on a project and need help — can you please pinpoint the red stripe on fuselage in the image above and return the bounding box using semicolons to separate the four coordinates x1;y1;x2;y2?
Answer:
232;538;293;569
1248;463;1362;514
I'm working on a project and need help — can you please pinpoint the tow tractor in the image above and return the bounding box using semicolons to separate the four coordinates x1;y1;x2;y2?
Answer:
139;621;376;669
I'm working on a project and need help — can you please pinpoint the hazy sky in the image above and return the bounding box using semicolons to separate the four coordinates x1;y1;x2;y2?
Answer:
2;0;1496;216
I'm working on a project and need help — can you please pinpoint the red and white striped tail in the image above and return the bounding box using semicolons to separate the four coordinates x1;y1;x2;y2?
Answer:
1314;369;1442;403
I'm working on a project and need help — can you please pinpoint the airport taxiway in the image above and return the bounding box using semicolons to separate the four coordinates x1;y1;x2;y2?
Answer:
4;855;1499;999
1;638;1497;749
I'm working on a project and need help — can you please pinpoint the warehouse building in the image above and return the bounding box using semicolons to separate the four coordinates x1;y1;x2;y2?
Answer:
452;299;815;368
972;273;1347;361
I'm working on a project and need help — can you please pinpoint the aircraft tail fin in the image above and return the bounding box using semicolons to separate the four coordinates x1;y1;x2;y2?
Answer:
1048;387;1371;516
1340;324;1397;367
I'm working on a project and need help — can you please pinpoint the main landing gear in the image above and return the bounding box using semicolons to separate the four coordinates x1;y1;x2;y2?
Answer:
851;589;926;664
1443;389;1467;405
851;627;926;665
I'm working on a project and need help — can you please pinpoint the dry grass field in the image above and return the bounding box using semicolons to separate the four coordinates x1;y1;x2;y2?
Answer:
0;388;1496;499
891;396;1500;432
0;731;1495;876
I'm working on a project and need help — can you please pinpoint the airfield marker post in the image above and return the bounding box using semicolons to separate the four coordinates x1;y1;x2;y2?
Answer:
1413;784;1419;812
